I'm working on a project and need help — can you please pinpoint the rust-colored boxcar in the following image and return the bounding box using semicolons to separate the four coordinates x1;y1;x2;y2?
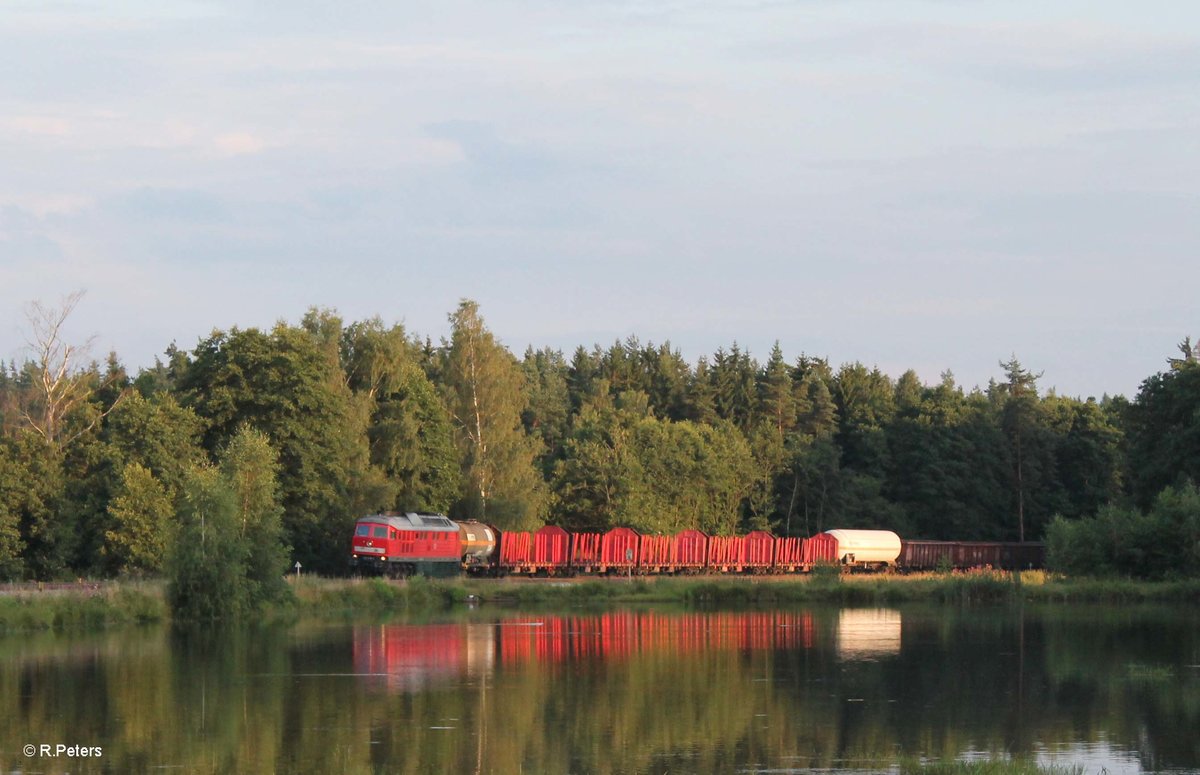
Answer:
899;540;1046;571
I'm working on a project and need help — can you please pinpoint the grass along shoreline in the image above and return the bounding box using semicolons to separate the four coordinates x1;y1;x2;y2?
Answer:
2;571;1198;630
0;581;166;631
291;569;1200;615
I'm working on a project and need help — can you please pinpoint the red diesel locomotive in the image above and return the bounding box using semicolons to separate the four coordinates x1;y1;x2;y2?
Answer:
349;512;461;578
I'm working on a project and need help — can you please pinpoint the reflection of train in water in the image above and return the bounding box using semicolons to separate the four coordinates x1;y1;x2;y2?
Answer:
352;609;905;693
349;513;1045;578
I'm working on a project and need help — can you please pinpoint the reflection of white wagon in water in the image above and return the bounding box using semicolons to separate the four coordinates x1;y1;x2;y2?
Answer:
836;608;902;660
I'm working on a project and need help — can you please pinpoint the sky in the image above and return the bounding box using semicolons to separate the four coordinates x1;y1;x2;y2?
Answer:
2;0;1197;399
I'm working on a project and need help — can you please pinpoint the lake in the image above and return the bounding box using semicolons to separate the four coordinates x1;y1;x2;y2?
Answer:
1;604;1197;773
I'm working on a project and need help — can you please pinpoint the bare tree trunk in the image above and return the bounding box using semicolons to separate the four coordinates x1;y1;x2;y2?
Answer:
19;291;128;448
785;471;800;537
467;328;488;517
1016;429;1025;543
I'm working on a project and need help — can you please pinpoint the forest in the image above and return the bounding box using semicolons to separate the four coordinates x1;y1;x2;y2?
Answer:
1;295;1198;580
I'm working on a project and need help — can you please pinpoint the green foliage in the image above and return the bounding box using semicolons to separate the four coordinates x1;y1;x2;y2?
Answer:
104;462;172;575
220;426;291;607
168;467;248;621
710;344;757;429
178;316;383;573
0;440;31;579
1047;482;1200;579
167;427;294;621
342;318;461;513
0;433;65;579
103;392;205;493
553;393;757;535
1126;359;1200;507
373;364;462;513
521;346;572;476
60;392;205;576
0;507;20;580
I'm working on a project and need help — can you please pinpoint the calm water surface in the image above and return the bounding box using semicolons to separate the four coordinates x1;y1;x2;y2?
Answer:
1;604;1198;774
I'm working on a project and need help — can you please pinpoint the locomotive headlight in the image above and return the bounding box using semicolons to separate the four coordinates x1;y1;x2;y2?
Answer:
381;556;387;561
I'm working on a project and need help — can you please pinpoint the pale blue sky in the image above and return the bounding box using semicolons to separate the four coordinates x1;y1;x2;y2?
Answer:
2;1;1197;398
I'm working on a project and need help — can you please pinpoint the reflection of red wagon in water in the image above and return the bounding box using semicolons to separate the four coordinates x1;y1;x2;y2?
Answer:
354;623;495;693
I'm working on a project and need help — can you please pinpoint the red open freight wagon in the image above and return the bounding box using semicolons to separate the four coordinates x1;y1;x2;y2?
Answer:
499;525;571;575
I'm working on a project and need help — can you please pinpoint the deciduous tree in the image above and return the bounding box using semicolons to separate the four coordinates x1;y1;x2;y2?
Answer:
104;462;172;575
442;300;547;528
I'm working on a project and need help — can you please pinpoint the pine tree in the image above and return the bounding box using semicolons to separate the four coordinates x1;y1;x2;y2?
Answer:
687;358;718;425
758;342;796;437
997;356;1043;542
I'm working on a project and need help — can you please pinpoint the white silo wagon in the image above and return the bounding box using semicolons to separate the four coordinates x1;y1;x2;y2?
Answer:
825;529;902;568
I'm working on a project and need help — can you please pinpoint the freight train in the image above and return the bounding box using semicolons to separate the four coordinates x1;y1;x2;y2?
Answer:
349;512;1045;578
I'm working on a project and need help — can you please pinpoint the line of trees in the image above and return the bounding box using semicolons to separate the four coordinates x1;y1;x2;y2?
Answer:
1;297;1198;580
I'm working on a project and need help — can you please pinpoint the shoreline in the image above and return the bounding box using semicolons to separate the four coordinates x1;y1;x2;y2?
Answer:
2;572;1197;633
290;571;1200;616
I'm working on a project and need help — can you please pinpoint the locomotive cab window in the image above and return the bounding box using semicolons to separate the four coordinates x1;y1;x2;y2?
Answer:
372;526;387;538
355;525;369;537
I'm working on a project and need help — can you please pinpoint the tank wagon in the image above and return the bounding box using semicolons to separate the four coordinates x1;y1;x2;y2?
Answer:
350;518;1045;577
456;520;498;574
825;529;903;569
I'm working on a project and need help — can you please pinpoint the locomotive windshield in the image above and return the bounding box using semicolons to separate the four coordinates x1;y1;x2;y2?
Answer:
355;525;369;536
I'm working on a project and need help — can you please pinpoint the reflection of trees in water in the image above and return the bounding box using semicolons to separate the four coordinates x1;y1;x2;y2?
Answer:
0;608;1197;773
1037;606;1200;770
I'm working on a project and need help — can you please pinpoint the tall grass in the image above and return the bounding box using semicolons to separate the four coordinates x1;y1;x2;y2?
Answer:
288;571;1200;614
291;576;468;616
0;582;166;632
